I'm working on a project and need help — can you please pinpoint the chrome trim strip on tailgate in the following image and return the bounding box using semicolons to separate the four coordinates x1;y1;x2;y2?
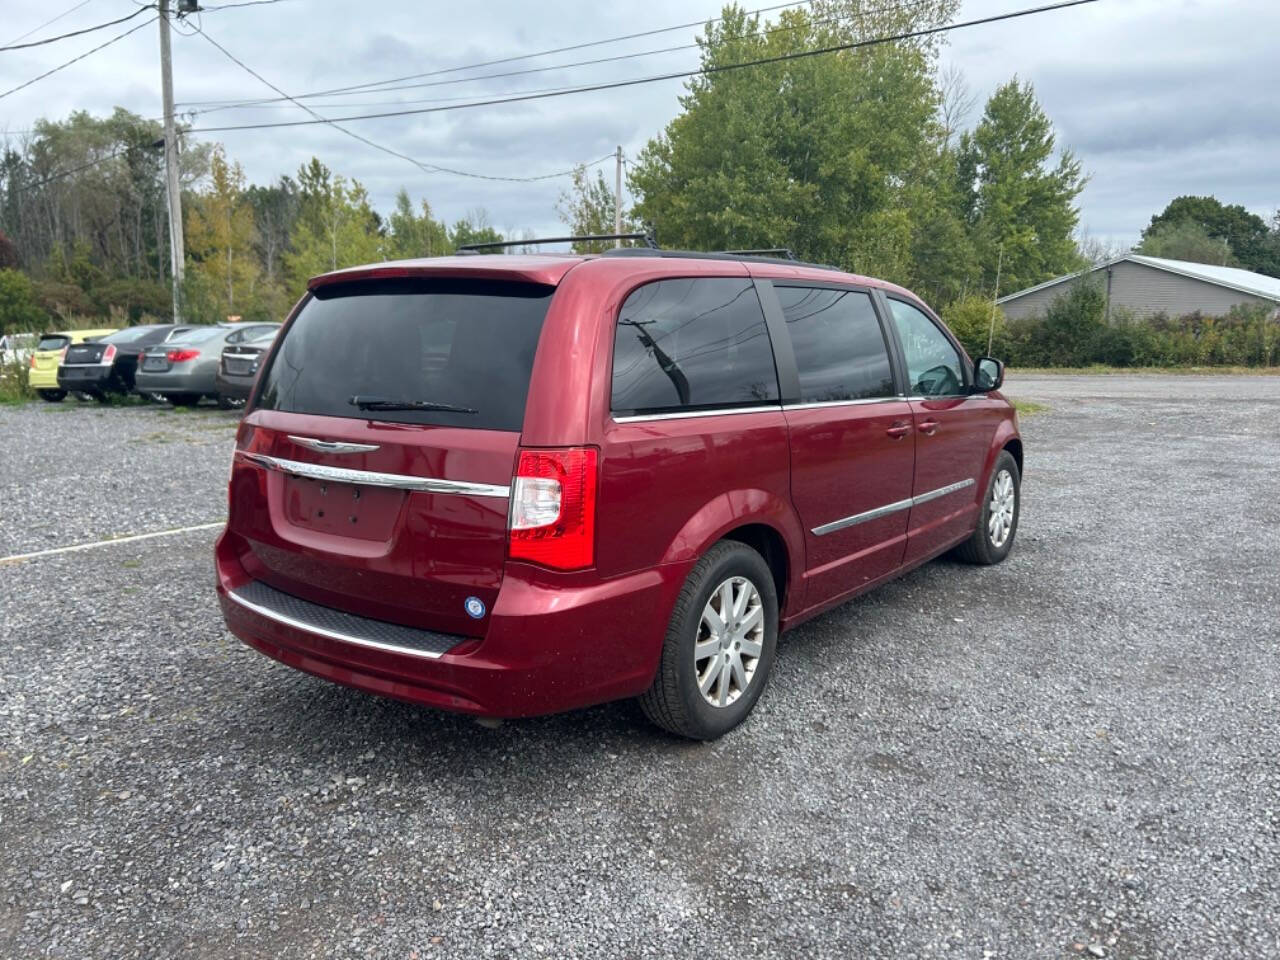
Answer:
238;452;510;498
811;478;977;536
226;580;461;660
287;435;381;454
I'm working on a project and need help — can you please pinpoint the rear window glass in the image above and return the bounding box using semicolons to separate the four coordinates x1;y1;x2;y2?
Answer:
610;278;779;415
38;335;69;351
102;325;163;345
255;277;554;431
776;286;895;402
166;327;225;345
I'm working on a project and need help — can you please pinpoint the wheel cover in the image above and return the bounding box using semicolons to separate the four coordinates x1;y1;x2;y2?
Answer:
988;469;1016;548
695;576;764;708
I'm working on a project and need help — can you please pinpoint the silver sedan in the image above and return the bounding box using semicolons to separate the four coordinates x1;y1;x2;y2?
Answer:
134;323;279;406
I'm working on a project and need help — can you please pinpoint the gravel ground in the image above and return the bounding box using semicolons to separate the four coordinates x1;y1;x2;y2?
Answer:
0;399;236;556
2;377;1279;958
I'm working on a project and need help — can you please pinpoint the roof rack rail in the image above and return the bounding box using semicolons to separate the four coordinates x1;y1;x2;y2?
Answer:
722;248;797;261
457;231;658;253
599;248;844;273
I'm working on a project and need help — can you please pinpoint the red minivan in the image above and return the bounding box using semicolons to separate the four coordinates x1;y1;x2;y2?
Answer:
216;248;1022;739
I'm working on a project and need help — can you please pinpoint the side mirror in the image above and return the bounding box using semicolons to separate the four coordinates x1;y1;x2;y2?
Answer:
973;357;1004;392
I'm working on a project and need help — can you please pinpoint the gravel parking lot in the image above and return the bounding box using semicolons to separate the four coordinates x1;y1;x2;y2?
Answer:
2;376;1278;959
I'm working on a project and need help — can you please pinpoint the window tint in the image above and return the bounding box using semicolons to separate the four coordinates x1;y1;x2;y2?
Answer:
102;325;164;346
888;299;965;397
256;277;553;431
166;327;226;345
610;278;779;414
777;286;894;402
38;335;70;351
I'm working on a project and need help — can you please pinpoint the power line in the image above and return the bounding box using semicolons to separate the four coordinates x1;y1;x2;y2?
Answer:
200;0;297;9
187;19;617;183
0;6;152;53
3;0;96;47
0;15;156;101
183;0;935;116
174;0;817;107
18;148;128;189
190;0;1102;134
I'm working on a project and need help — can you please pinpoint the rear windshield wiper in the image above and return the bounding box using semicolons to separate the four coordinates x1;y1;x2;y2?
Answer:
349;395;477;414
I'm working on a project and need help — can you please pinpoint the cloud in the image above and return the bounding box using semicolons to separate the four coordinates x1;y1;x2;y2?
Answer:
3;0;1275;245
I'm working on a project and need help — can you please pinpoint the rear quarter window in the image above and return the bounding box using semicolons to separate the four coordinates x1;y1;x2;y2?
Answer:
610;277;780;415
255;277;554;431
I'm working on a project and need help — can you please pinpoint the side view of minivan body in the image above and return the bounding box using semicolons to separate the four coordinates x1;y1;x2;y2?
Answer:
216;250;1022;739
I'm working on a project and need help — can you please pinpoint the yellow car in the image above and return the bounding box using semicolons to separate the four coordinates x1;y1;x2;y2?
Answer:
29;328;117;401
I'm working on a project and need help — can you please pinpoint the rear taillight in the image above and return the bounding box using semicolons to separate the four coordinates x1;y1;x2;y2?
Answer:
508;447;598;570
59;347;67;363
101;344;116;364
29;354;37;369
167;348;200;363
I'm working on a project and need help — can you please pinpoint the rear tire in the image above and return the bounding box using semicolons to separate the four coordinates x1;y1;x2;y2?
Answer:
639;540;778;740
953;450;1020;565
37;389;66;402
216;393;243;410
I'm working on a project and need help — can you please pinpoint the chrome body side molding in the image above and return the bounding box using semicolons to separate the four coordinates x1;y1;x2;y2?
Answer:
811;478;977;536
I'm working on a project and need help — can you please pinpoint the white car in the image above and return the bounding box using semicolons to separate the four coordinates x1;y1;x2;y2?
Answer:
1;332;38;366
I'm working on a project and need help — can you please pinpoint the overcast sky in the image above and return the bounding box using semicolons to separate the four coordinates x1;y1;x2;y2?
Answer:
2;0;1276;251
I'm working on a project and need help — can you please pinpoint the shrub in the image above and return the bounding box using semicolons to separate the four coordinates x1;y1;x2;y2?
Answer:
0;356;33;404
942;294;1007;359
1005;294;1280;368
0;268;49;335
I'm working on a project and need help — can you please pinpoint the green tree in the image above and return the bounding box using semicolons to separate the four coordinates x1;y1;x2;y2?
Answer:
386;189;451;259
1143;196;1276;276
957;77;1086;295
285;159;383;289
1136;218;1236;266
629;1;959;282
184;146;263;321
555;164;635;252
0;268;48;333
449;208;503;250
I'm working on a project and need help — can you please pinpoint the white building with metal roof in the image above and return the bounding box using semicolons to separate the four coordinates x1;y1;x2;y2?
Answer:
997;254;1280;321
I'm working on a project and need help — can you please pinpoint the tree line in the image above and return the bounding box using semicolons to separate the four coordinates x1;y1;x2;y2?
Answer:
2;0;1278;359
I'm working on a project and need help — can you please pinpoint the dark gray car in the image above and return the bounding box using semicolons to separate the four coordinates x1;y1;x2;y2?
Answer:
134;323;279;406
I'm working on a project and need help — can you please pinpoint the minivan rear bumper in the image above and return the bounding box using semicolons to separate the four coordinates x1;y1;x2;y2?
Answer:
215;528;689;717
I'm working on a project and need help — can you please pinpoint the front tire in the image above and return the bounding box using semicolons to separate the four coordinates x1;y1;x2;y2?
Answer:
37;389;66;402
953;450;1020;565
639;540;778;740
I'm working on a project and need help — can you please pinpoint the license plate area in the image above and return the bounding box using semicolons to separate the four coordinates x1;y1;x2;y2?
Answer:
224;357;254;375
282;475;405;542
143;357;167;371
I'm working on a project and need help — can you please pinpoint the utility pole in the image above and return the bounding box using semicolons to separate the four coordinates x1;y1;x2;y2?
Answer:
987;243;1003;357
614;145;623;247
159;0;185;323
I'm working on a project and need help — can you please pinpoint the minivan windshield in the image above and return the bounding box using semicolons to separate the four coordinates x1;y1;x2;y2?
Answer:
255;277;554;431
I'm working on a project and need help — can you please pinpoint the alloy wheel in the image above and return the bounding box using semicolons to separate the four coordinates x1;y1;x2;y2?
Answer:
988;469;1016;548
694;576;764;708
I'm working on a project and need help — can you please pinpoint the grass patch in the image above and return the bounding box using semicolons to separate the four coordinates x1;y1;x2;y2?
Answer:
1009;364;1280;376
1011;399;1049;416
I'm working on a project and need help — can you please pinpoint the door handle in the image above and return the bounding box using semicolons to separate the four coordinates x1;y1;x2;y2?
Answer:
918;419;939;436
886;422;912;439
